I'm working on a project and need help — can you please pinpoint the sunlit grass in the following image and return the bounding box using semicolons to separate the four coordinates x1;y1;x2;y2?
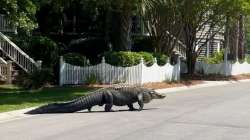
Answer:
0;85;95;113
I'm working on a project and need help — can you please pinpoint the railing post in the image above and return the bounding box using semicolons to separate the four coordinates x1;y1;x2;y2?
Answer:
6;60;12;84
36;60;42;70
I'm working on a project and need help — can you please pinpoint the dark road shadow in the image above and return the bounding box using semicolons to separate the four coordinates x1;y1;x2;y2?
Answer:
77;108;159;114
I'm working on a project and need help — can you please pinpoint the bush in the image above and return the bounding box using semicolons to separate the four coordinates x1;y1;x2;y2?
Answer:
27;36;59;68
246;56;250;63
16;68;54;89
203;50;224;64
138;52;154;66
104;51;168;67
132;36;154;52
63;53;90;66
153;53;168;66
67;37;109;64
85;73;99;85
104;51;142;67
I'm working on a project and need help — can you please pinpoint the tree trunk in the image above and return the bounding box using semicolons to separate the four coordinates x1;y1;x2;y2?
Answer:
238;15;245;60
184;23;196;75
110;8;132;51
229;20;239;61
120;10;132;51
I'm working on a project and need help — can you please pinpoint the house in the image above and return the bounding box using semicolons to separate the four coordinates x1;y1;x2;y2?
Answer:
196;24;224;60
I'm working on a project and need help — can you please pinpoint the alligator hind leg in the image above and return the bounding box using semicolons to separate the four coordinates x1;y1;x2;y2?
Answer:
105;104;114;112
137;93;144;111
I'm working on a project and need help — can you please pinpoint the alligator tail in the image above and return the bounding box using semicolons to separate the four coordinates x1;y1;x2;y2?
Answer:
26;93;105;114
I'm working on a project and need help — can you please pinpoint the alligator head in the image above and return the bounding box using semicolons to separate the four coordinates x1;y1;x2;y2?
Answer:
142;88;166;103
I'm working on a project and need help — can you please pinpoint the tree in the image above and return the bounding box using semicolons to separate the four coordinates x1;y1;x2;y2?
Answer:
180;0;250;74
179;0;226;74
246;16;250;54
109;0;141;51
39;0;74;35
141;0;184;55
0;0;38;32
224;0;250;61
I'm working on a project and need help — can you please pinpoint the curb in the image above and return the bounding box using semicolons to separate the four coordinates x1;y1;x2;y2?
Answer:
0;107;35;123
1;79;250;123
156;79;250;93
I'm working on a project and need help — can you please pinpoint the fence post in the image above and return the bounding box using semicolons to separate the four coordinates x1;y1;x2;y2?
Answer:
139;57;144;85
176;56;181;81
101;57;106;84
59;56;64;86
36;60;42;70
6;61;12;84
153;57;157;65
167;57;170;64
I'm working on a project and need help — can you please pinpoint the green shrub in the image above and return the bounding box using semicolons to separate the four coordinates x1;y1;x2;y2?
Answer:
203;50;224;64
132;36;154;52
138;52;154;66
67;37;109;64
16;68;54;89
153;53;168;66
85;73;99;85
246;56;250;63
28;36;59;68
104;51;168;67
63;53;90;66
104;51;142;67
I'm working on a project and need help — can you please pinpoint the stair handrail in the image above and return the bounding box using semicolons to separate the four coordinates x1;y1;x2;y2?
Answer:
0;32;39;72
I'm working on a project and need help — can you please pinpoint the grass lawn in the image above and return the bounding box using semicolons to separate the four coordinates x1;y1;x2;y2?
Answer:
0;85;95;113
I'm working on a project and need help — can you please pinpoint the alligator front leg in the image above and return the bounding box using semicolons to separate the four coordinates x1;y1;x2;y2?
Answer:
128;104;136;111
104;91;114;112
88;107;92;112
137;93;144;111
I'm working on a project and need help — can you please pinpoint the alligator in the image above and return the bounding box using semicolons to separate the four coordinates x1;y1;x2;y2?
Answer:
26;87;165;114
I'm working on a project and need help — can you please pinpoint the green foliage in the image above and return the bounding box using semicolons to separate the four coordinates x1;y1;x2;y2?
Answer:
246;55;250;63
0;86;92;113
153;53;168;66
63;53;90;66
85;73;99;85
104;51;141;67
28;36;59;68
203;50;224;64
132;36;154;52
138;52;154;66
16;68;54;89
67;38;108;64
104;51;167;67
246;16;250;53
0;0;38;32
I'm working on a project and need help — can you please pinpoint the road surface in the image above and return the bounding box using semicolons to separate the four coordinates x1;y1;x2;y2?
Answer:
1;82;250;140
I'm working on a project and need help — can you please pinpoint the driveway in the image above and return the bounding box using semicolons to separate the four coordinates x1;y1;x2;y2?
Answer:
1;82;250;140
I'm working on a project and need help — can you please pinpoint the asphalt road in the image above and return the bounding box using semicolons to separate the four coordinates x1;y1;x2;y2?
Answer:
1;82;250;140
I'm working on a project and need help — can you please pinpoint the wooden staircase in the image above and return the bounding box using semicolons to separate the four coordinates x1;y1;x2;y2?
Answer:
0;14;41;83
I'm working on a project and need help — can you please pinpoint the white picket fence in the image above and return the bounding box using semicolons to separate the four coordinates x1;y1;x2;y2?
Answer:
59;56;180;86
195;61;250;76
